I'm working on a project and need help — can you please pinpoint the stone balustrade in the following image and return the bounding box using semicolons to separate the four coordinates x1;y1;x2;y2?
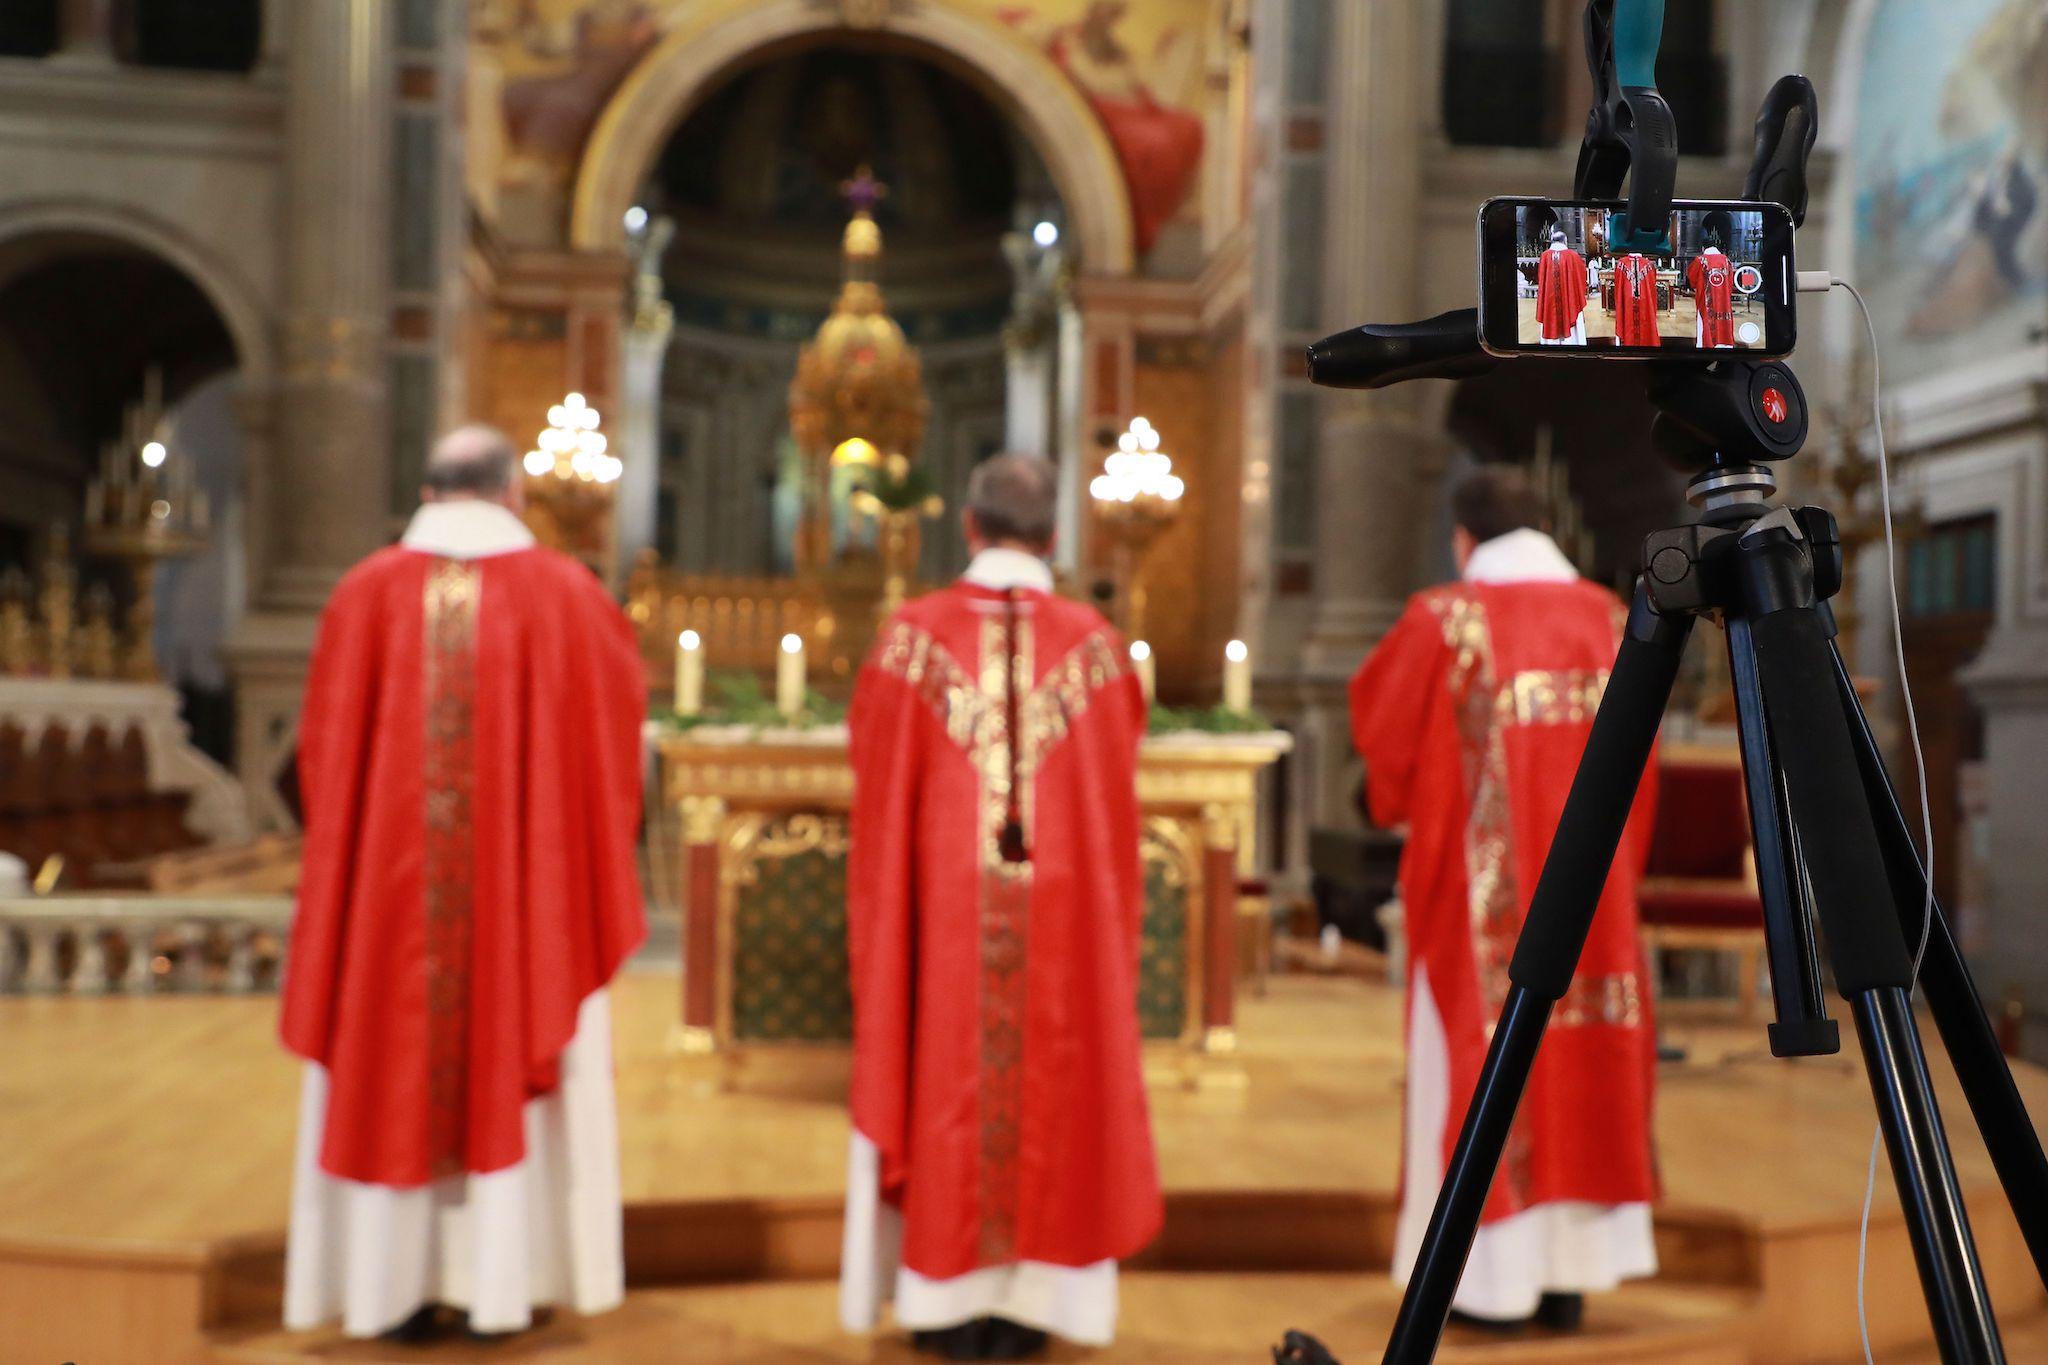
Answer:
0;895;291;995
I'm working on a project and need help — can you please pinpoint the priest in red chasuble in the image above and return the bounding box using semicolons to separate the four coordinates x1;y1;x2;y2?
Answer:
1350;467;1658;1330
1611;251;1663;348
1535;231;1589;345
279;426;646;1340
1687;241;1737;349
841;454;1161;1360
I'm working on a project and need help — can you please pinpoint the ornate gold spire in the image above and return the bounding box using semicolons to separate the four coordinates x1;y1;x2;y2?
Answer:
787;166;931;574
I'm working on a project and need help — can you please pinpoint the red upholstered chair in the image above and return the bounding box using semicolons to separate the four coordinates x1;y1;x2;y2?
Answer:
1639;744;1766;1018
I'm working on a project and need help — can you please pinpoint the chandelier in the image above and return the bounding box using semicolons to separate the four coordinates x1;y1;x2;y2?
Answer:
1089;417;1185;509
523;392;621;485
1089;417;1185;643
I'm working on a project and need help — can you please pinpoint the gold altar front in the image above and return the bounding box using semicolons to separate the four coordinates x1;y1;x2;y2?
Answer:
658;726;1289;1086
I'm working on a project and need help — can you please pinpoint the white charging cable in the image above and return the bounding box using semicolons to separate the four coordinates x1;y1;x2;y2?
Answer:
1795;270;1937;1364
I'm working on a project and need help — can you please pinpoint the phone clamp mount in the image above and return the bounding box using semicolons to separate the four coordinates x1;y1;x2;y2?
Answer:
1296;2;2048;1363
1576;0;1676;253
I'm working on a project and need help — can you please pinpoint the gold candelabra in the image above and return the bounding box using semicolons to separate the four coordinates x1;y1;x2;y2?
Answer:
79;370;208;681
1089;417;1185;642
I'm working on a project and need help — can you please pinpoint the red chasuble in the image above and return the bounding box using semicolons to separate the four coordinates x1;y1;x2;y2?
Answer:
280;544;646;1187
1612;252;1663;348
848;581;1162;1280
1687;248;1736;348
1350;577;1659;1224
1535;246;1589;341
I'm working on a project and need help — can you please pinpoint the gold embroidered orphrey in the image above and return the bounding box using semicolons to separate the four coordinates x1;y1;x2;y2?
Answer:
422;559;481;1174
872;611;1132;1265
1421;585;1640;1030
1420;584;1645;1215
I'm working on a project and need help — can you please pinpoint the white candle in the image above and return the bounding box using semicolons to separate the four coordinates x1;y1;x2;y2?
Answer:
675;629;704;716
1130;639;1155;703
1223;638;1252;713
776;633;806;720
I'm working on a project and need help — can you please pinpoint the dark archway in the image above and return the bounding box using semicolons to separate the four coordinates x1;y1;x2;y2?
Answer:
0;233;244;762
125;0;262;72
0;235;236;552
639;38;1055;579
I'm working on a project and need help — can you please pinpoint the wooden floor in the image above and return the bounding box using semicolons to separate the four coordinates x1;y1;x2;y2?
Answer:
3;970;2047;1363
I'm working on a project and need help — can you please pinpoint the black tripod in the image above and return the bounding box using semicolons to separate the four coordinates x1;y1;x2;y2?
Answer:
1293;6;2048;1359
1316;325;2048;1365
1373;430;2048;1364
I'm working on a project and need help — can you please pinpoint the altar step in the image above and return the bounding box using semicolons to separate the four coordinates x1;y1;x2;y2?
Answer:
206;1273;1763;1364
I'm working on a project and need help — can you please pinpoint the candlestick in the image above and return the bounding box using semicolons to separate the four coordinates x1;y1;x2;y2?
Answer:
1130;639;1155;703
675;629;704;716
776;633;806;719
1223;638;1252;713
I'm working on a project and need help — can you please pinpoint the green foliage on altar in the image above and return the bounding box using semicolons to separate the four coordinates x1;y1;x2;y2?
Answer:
1146;704;1272;736
653;671;845;731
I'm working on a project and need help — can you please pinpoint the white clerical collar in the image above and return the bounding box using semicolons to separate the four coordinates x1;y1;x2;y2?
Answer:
962;546;1054;593
401;500;537;560
1464;527;1580;584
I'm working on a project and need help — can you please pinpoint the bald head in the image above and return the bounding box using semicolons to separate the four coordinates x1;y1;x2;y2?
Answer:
423;424;520;507
964;453;1059;554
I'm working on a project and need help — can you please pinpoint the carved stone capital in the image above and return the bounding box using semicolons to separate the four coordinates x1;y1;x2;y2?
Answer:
279;316;384;385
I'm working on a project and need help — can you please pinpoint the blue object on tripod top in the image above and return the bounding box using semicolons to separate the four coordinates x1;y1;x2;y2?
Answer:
1603;0;1675;254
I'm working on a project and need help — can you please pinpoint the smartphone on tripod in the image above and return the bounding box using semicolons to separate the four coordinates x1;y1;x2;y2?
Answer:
1476;196;1798;358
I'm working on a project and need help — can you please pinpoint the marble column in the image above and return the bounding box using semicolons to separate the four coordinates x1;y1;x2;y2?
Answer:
255;0;290;76
616;284;674;573
1003;227;1079;568
1300;0;1429;675
51;0;114;63
264;0;393;612
1963;624;2048;1065
1051;296;1086;575
1000;230;1063;459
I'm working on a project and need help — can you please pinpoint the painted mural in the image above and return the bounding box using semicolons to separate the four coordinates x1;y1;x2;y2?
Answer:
468;0;1215;255
1851;0;2047;378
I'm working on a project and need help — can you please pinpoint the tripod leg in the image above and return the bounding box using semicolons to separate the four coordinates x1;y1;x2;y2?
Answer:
1831;649;2048;1287
1854;987;2008;1364
1734;529;2004;1360
1382;584;1690;1364
1725;616;1837;1055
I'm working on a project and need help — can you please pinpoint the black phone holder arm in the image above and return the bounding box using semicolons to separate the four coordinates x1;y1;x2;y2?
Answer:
1304;310;1495;391
1743;73;1819;227
1573;0;1676;251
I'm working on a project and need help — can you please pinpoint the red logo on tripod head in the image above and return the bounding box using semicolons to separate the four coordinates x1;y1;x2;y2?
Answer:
1761;387;1788;424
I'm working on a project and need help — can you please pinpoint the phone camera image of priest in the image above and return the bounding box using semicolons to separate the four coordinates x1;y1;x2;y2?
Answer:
278;424;646;1340
1533;230;1590;346
842;453;1161;1356
1348;465;1659;1328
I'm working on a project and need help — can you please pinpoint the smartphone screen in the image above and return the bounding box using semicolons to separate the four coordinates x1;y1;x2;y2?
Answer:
1477;197;1796;358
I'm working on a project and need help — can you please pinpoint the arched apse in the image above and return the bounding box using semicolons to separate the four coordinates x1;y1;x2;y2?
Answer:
570;0;1136;275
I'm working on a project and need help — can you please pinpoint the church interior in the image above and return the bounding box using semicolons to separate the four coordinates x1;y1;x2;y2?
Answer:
2;1;2046;1361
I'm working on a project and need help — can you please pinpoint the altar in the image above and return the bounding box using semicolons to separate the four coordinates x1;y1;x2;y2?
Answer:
655;724;1290;1086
